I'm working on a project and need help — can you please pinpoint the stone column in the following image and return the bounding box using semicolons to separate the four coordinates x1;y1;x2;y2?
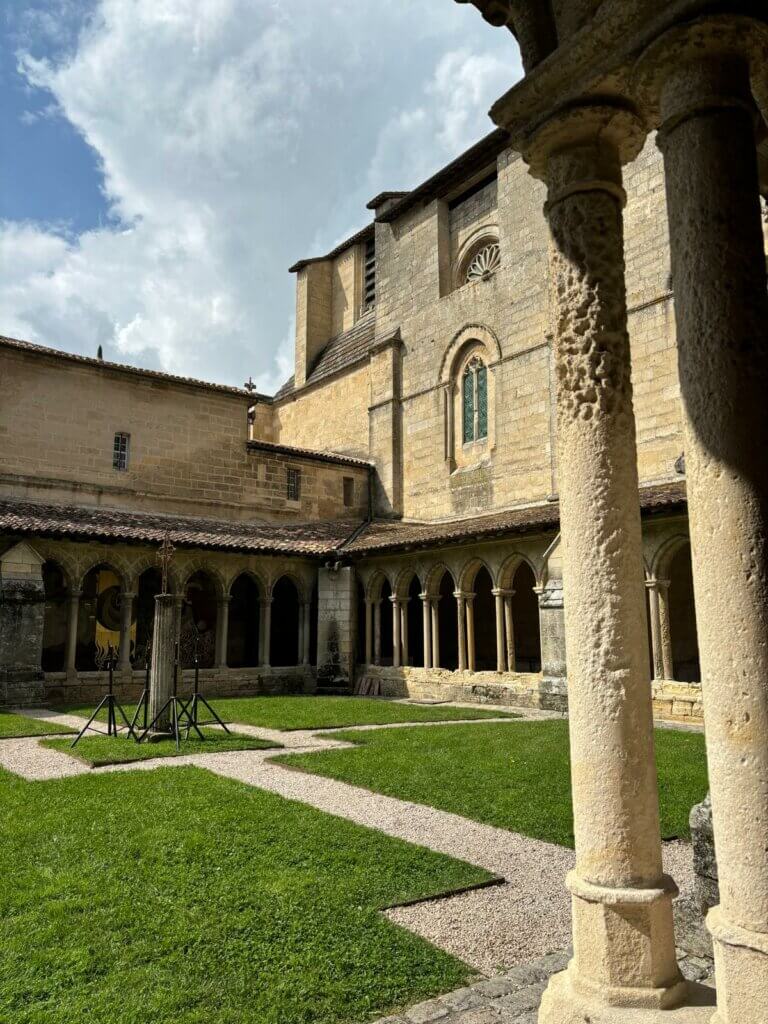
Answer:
465;593;476;672
657;579;673;680
215;596;230;670
455;592;467;671
65;590;81;677
149;594;177;732
492;588;507;672
646;21;768;1021
391;596;401;668
401;599;410;667
421;593;432;669
118;590;135;673
431;599;440;669
524;104;684;1020
0;542;46;704
373;600;382;665
259;598;272;667
646;579;665;681
301;602;311;665
504;592;515;673
365;599;373;665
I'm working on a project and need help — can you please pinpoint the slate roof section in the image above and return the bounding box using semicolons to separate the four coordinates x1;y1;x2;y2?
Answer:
273;313;377;400
0;335;263;399
0;498;360;557
340;482;687;555
247;439;373;469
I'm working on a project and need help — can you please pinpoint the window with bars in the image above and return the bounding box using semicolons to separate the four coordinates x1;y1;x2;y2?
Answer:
363;235;376;309
112;432;130;471
461;359;488;444
286;467;301;501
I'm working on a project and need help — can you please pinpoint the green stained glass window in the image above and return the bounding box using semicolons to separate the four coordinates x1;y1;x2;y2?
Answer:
462;366;474;444
477;364;488;439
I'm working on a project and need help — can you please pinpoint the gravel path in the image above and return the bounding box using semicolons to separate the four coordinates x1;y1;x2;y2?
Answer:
1;704;696;974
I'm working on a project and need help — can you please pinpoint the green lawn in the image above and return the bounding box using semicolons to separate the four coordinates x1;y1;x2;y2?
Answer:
58;695;519;732
43;728;281;767
0;765;490;1024
279;720;708;848
0;710;74;739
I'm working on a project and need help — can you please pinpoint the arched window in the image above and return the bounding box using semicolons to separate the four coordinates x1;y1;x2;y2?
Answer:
462;356;488;444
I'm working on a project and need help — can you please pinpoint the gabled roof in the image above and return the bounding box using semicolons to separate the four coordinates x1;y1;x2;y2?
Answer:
0;335;263;399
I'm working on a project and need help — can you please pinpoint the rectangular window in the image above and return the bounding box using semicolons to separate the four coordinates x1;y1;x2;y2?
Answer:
462;369;474;444
287;467;301;501
477;365;488;440
343;476;354;507
112;432;130;471
363;235;376;309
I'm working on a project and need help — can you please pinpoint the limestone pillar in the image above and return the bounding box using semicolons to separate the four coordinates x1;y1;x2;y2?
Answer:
118;590;135;673
465;593;476;672
65;590;81;677
455;592;467;671
504;592;515;673
364;599;373;665
259;598;272;667
400;599;409;667
645;21;768;1021
0;542;46;704
391;596;401;668
431;599;440;669
301;602;311;665
373;600;381;665
149;594;177;732
525;104;684;1020
646;579;664;681
215;596;230;670
421;593;432;669
492;588;508;672
656;579;673;680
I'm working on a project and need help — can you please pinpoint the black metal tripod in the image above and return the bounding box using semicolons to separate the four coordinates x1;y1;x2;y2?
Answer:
178;650;231;738
129;643;151;735
71;647;137;747
138;642;203;750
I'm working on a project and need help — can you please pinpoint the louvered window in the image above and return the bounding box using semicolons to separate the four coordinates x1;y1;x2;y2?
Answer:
363;236;376;309
287;467;301;501
461;358;488;444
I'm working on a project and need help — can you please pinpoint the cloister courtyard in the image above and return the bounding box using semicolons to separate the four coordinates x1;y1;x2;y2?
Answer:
0;695;709;1024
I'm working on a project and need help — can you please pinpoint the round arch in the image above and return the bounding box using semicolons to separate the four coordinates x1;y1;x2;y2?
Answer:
498;551;540;592
424;563;456;599
456;556;495;594
75;562;125;671
365;569;394;602
438;324;503;385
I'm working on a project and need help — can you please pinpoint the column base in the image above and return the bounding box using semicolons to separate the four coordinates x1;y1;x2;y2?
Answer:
708;905;768;1024
538;969;715;1024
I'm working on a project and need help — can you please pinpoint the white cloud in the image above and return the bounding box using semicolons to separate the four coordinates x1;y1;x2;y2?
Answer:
1;0;521;389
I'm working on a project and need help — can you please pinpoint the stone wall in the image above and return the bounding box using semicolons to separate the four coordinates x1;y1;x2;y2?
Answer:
0;343;368;523
273;363;371;459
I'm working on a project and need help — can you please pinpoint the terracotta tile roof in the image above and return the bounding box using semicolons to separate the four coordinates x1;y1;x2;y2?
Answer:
274;313;377;399
0;498;360;557
247;439;373;469
341;482;687;555
0;335;266;399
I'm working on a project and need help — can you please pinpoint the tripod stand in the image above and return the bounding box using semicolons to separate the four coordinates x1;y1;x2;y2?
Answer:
71;647;138;747
139;642;203;750
178;651;231;738
129;643;151;735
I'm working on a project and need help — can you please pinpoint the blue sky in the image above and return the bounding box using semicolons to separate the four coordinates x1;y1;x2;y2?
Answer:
0;1;522;389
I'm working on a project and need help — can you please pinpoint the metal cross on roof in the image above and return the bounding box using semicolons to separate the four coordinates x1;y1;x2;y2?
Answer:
244;376;257;393
157;531;175;593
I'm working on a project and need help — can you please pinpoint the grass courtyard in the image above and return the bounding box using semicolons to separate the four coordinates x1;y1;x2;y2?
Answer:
0;710;74;739
279;720;709;848
43;728;280;767
59;694;518;731
0;765;489;1024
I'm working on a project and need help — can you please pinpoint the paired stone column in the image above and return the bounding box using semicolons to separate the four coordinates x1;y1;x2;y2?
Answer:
455;592;467;671
373;600;382;665
65;590;81;676
301;602;311;665
641;19;768;1021
465;593;476;672
391;596;401;668
421;593;432;669
149;594;177;732
431;598;440;669
492;587;511;672
525;104;684;1020
400;598;409;667
259;598;272;667
214;596;230;670
504;592;515;673
646;578;673;681
364;599;373;665
118;590;135;673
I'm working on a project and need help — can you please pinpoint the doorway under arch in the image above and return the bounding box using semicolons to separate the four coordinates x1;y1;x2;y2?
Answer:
512;562;541;672
271;576;300;667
